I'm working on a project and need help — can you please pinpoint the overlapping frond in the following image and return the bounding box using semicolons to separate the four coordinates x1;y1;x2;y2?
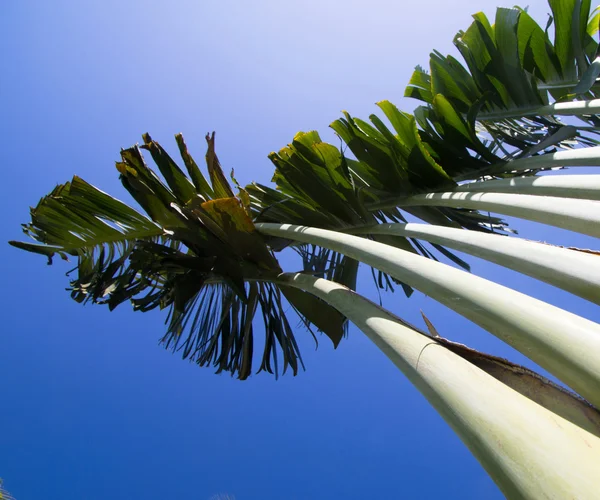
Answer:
248;128;481;294
405;2;600;177
11;134;347;379
242;2;600;310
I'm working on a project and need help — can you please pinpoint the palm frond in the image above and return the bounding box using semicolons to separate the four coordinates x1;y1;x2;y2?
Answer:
157;280;305;380
8;174;165;307
11;134;347;379
249;124;501;294
405;4;600;181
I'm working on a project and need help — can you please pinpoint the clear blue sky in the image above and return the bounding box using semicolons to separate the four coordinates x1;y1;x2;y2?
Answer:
2;1;596;499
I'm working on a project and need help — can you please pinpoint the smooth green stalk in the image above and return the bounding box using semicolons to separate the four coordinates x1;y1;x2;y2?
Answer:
485;146;600;177
280;272;600;500
477;98;600;121
257;223;600;408
449;174;600;201
346;222;600;305
370;192;600;238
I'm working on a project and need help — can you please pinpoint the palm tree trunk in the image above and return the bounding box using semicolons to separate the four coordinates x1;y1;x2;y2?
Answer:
487;146;600;175
257;223;600;408
370;192;600;238
477;98;600;120
279;272;600;500
447;174;600;201
346;222;600;304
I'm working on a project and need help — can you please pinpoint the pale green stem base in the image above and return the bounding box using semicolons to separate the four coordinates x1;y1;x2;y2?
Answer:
257;223;600;408
281;273;600;500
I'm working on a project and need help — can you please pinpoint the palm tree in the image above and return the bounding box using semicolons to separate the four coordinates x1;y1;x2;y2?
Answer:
10;1;600;497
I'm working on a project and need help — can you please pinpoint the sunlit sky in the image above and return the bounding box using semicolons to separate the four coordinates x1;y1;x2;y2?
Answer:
2;1;594;499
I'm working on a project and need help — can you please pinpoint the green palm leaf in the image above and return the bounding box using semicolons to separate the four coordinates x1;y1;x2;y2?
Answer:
11;134;347;379
10;176;163;263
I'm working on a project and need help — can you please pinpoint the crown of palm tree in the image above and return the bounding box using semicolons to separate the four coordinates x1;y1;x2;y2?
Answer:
10;1;600;496
11;1;600;382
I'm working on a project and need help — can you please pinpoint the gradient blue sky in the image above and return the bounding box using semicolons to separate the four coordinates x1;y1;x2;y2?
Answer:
2;1;596;499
